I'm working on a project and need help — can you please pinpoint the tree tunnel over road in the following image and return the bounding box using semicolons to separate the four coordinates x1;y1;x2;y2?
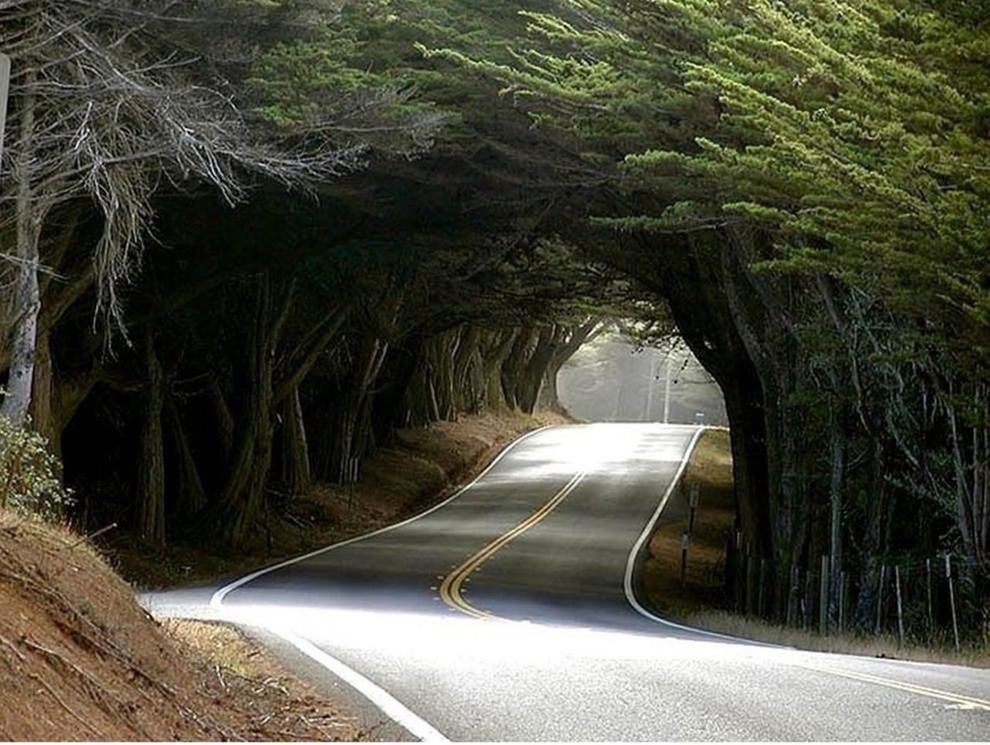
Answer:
1;0;987;691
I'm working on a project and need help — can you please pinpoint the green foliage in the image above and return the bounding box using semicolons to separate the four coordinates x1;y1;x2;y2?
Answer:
427;0;990;355
0;415;74;521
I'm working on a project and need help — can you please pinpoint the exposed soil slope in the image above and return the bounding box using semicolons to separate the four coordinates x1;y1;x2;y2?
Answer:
0;510;358;741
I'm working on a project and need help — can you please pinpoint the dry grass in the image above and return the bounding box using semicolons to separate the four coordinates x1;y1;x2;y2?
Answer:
644;428;990;668
686;609;990;668
0;508;359;741
109;410;568;589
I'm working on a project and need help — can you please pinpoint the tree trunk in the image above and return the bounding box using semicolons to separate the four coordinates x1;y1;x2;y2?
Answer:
1;69;40;426
166;395;207;520
137;332;166;548
29;326;59;455
280;385;311;496
211;275;277;548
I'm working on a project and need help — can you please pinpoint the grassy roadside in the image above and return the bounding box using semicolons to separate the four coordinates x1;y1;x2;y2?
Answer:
163;620;361;740
644;428;990;668
106;410;567;589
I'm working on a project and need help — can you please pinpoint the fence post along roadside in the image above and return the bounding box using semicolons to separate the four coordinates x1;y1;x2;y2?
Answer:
787;563;798;627
946;554;961;651
875;564;886;636
819;555;830;635
838;571;847;635
758;558;767;617
345;456;360;512
895;565;905;647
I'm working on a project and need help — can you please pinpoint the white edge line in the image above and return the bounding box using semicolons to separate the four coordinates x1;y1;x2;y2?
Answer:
622;425;774;646
207;424;555;741
270;625;450;742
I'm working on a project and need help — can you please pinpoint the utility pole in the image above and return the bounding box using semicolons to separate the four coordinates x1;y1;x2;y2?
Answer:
0;53;10;168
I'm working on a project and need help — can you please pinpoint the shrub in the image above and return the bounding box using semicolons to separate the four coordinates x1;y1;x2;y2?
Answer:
0;415;74;519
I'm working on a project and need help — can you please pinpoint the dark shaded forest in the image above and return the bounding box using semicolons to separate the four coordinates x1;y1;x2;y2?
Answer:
1;1;988;642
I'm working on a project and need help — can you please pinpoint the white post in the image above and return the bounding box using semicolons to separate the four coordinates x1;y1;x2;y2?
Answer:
0;53;9;168
662;347;674;424
645;350;658;421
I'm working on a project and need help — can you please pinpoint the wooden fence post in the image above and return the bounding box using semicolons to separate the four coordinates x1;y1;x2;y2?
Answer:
875;564;886;636
758;558;767;617
819;555;830;635
895;565;905;646
946;554;961;651
838;571;846;635
786;563;797;627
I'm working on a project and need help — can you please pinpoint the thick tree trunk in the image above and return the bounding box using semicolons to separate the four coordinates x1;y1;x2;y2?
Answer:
209;374;235;464
501;326;538;410
137;333;166;548
29;327;59;455
481;329;515;411
280;385;311;496
324;335;388;482
1;70;40;426
517;326;558;414
210;275;277;548
166;395;207;520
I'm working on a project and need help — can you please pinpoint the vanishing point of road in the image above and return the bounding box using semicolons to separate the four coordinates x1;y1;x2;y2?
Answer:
144;423;990;741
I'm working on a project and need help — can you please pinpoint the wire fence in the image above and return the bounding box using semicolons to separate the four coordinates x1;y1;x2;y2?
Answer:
719;541;989;648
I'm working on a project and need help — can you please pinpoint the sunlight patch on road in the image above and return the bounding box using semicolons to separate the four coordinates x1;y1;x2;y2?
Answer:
214;603;785;667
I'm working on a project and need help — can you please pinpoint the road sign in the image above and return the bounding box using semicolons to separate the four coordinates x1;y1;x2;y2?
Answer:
0;53;9;167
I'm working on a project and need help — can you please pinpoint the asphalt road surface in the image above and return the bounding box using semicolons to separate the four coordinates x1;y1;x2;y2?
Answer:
144;423;990;741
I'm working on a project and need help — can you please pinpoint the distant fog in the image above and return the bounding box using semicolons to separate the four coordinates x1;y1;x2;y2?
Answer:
558;337;727;425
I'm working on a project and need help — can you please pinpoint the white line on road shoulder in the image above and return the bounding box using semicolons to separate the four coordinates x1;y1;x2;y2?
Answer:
622;426;763;645
270;625;450;741
208;425;555;742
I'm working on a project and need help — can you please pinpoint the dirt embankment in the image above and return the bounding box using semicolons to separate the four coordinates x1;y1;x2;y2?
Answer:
0;509;359;741
111;410;567;589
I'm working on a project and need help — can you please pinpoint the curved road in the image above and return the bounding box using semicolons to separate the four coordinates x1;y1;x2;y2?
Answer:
144;423;990;741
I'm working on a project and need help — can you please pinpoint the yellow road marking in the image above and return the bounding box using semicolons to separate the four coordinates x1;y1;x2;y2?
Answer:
438;471;587;620
435;463;986;715
807;664;990;712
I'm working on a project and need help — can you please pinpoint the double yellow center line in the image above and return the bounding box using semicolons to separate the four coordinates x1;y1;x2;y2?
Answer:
438;471;587;620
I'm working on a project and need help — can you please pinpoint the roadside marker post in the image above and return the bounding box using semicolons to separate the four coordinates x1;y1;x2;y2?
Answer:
687;483;700;533
945;554;960;651
925;557;934;632
680;531;690;584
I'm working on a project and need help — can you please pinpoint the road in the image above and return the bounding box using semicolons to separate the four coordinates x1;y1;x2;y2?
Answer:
144;423;990;741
